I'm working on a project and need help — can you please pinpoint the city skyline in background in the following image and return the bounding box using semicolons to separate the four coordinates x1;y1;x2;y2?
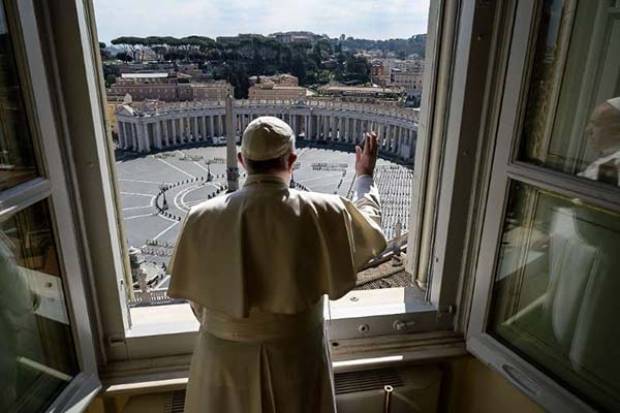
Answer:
93;0;430;43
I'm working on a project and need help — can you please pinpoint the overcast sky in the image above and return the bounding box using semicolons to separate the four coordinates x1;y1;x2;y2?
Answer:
93;0;430;44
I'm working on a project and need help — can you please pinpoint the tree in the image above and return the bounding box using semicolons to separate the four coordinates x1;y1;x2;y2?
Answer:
105;73;117;87
344;54;370;84
111;36;144;61
99;42;111;60
115;51;133;62
177;35;216;62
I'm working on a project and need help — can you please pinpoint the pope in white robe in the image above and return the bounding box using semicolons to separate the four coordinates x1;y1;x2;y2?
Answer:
168;116;387;412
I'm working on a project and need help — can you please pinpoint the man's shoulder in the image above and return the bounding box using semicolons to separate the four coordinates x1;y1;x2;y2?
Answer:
292;189;350;211
187;188;351;219
187;193;231;218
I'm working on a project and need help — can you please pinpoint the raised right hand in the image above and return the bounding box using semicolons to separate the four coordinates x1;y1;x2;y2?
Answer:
355;132;378;177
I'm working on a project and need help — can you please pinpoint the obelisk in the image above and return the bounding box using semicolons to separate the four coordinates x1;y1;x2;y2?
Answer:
225;95;239;192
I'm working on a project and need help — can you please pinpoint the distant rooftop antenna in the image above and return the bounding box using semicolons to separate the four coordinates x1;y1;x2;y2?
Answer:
225;95;239;192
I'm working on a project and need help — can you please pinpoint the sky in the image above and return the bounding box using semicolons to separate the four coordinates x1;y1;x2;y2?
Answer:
93;0;430;44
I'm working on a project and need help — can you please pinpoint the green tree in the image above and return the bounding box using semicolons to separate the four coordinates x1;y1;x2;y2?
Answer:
111;36;143;61
115;51;133;62
344;54;370;83
105;73;117;87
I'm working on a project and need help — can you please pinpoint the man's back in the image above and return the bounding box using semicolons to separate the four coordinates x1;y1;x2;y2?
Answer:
169;173;386;318
168;117;384;413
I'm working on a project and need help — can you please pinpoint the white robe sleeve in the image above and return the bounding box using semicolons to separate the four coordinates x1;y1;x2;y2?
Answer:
340;174;387;271
351;174;382;227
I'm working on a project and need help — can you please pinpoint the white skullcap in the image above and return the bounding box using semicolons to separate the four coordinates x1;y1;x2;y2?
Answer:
241;116;295;161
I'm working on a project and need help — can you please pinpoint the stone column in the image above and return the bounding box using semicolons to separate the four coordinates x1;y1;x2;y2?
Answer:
392;126;397;152
122;122;130;149
184;117;189;142
155;121;162;149
118;122;129;149
170;118;177;145
333;117;338;140
162;119;169;146
129;122;136;150
314;115;319;139
135;122;144;152
209;115;215;139
131;123;139;152
347;118;352;143
323;116;329;140
117;121;125;148
201;116;206;141
144;123;151;152
191;116;197;141
225;96;239;191
382;124;387;150
314;114;319;140
394;126;399;151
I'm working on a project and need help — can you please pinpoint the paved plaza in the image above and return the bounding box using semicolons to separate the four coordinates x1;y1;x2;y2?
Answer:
116;145;413;270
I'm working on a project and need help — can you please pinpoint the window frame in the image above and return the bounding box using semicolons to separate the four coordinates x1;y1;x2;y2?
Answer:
467;0;620;411
40;0;512;379
1;0;100;410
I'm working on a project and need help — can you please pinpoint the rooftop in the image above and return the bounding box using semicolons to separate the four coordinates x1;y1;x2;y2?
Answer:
121;72;169;79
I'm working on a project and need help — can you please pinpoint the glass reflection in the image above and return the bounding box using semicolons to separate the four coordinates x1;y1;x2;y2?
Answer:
0;202;78;412
520;0;620;187
579;97;620;185
489;182;620;411
0;4;38;190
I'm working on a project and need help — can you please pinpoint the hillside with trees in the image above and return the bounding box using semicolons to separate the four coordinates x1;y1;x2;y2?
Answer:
105;33;425;98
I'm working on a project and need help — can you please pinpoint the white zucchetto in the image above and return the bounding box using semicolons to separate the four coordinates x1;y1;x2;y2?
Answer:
241;116;295;161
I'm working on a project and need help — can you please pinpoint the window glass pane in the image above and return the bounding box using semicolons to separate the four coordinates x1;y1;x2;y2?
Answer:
520;0;620;187
0;201;79;412
488;182;620;411
0;4;39;190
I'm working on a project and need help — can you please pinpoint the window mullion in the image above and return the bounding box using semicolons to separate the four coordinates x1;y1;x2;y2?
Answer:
507;162;620;211
0;177;51;220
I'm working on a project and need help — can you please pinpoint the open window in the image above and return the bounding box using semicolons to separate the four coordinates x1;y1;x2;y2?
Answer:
83;0;472;364
468;0;620;411
29;0;501;384
0;0;99;410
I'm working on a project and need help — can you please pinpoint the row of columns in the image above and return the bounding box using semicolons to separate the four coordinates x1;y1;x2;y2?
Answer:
118;114;227;152
117;111;416;159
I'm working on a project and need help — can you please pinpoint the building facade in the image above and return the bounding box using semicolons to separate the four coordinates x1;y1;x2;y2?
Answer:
115;99;417;161
110;73;233;102
248;84;309;100
391;70;424;95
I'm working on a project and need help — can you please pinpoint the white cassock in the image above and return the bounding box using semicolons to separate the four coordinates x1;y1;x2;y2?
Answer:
168;173;386;413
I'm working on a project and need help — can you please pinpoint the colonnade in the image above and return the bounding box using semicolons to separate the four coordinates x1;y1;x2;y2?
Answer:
116;99;418;160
